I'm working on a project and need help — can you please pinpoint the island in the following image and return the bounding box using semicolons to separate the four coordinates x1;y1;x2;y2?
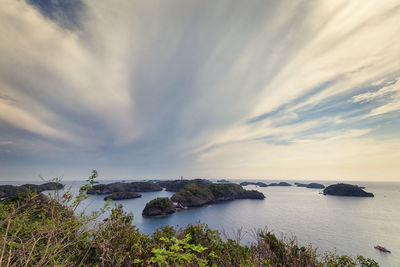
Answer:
240;181;268;187
142;197;176;216
0;182;64;198
268;182;291;186
217;179;230;183
171;183;265;207
103;192;142;201
323;183;374;197
156;179;211;192
294;182;325;189
86;182;162;195
146;179;161;183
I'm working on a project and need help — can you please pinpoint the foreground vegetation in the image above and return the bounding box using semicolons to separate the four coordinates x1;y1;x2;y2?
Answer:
0;171;379;266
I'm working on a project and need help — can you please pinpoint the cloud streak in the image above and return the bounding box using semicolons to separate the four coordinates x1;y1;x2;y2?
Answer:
0;0;399;180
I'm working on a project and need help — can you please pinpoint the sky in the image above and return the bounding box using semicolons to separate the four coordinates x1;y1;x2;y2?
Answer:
0;0;400;181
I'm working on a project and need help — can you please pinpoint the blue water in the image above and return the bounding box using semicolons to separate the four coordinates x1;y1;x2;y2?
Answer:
2;180;399;266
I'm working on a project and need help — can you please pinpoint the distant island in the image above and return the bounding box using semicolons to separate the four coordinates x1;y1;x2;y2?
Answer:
0;182;64;198
240;181;291;187
216;179;230;183
240;181;268;187
268;182;291;186
323;183;374;197
85;181;161;201
142;182;265;216
86;182;162;195
295;182;325;189
103;192;142;201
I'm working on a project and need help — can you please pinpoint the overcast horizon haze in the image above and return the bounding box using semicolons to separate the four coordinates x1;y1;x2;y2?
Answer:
1;0;400;182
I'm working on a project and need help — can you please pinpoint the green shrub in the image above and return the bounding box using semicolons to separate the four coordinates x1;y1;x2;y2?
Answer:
88;205;151;266
150;234;209;266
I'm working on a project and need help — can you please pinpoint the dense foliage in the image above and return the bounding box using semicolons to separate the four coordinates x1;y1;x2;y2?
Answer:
171;184;215;206
156;179;212;192
0;171;379;266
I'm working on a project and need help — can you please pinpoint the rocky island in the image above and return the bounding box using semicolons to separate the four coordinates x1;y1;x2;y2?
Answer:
240;181;293;187
103;192;142;201
86;181;162;195
240;181;268;187
171;183;265;207
323;183;374;197
295;182;325;189
0;182;64;198
268;182;291;186
142;182;265;216
156;179;211;192
142;197;176;216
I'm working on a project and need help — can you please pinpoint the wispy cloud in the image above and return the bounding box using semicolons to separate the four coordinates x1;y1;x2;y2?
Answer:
352;78;399;103
0;0;399;180
0;141;13;146
351;78;400;117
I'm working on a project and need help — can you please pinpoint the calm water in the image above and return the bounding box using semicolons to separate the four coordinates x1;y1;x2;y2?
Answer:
3;180;399;266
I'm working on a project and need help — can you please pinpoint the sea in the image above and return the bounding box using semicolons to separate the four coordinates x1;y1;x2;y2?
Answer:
2;179;399;266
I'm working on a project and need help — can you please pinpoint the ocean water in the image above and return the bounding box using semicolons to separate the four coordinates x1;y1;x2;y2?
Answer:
2;180;399;266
